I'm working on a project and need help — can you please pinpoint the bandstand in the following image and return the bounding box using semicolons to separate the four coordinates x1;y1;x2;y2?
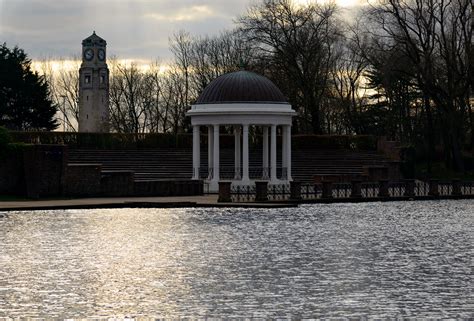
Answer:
187;71;296;192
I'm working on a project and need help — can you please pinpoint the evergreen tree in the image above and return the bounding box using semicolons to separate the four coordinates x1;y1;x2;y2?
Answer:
0;43;58;131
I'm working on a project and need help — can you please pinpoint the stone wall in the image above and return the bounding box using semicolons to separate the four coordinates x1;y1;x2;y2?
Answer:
0;150;25;195
22;145;68;198
134;180;203;197
65;164;102;197
100;171;134;197
377;137;401;161
1;144;69;198
363;166;389;181
0;143;204;199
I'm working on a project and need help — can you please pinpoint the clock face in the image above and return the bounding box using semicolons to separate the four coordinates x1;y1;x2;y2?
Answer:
98;49;105;61
84;48;94;61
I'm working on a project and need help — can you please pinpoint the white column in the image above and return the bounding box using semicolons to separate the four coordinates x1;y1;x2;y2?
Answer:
270;124;277;183
242;124;250;182
213;124;220;183
208;125;213;179
234;126;241;179
287;125;292;181
192;125;200;179
263;126;269;179
282;125;287;175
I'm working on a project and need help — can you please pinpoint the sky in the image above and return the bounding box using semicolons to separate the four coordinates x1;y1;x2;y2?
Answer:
0;0;362;62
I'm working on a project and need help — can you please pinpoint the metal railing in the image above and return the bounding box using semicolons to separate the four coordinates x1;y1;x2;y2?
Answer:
227;179;474;203
462;182;474;194
331;183;351;198
267;184;290;201
301;184;321;200
361;182;379;198
414;181;429;196
439;181;453;196
389;182;406;197
231;185;256;202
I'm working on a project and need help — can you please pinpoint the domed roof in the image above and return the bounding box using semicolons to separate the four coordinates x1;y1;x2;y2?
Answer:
196;71;287;104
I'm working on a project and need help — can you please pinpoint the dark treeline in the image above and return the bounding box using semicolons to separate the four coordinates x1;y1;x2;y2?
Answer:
38;0;473;172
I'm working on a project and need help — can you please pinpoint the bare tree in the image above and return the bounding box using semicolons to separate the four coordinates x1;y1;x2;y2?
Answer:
330;21;370;134
365;0;472;170
239;0;342;134
36;58;80;131
109;59;150;133
142;62;164;133
166;65;190;134
188;30;254;93
170;31;193;110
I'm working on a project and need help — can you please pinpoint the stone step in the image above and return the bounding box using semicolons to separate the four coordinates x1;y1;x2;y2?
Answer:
68;147;394;182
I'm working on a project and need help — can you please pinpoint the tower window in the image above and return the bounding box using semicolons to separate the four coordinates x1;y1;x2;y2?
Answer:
100;75;105;84
86;95;89;101
85;75;91;84
86;114;89;119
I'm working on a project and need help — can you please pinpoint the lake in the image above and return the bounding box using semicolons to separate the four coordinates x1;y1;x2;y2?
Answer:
0;201;473;318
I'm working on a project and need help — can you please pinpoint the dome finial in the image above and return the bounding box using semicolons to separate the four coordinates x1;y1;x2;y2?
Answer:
93;30;96;35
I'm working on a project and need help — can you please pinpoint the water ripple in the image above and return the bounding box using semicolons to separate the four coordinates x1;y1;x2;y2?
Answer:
0;200;473;318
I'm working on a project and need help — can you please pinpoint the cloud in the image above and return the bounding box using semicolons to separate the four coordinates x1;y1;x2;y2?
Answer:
145;5;219;22
0;0;360;61
0;0;249;60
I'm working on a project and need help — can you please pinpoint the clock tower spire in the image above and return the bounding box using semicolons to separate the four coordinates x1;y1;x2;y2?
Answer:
78;31;109;132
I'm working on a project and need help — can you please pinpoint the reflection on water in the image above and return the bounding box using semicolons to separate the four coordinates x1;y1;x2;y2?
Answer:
0;201;473;318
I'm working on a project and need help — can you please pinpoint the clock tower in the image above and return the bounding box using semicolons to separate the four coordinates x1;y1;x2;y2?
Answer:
78;31;109;132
